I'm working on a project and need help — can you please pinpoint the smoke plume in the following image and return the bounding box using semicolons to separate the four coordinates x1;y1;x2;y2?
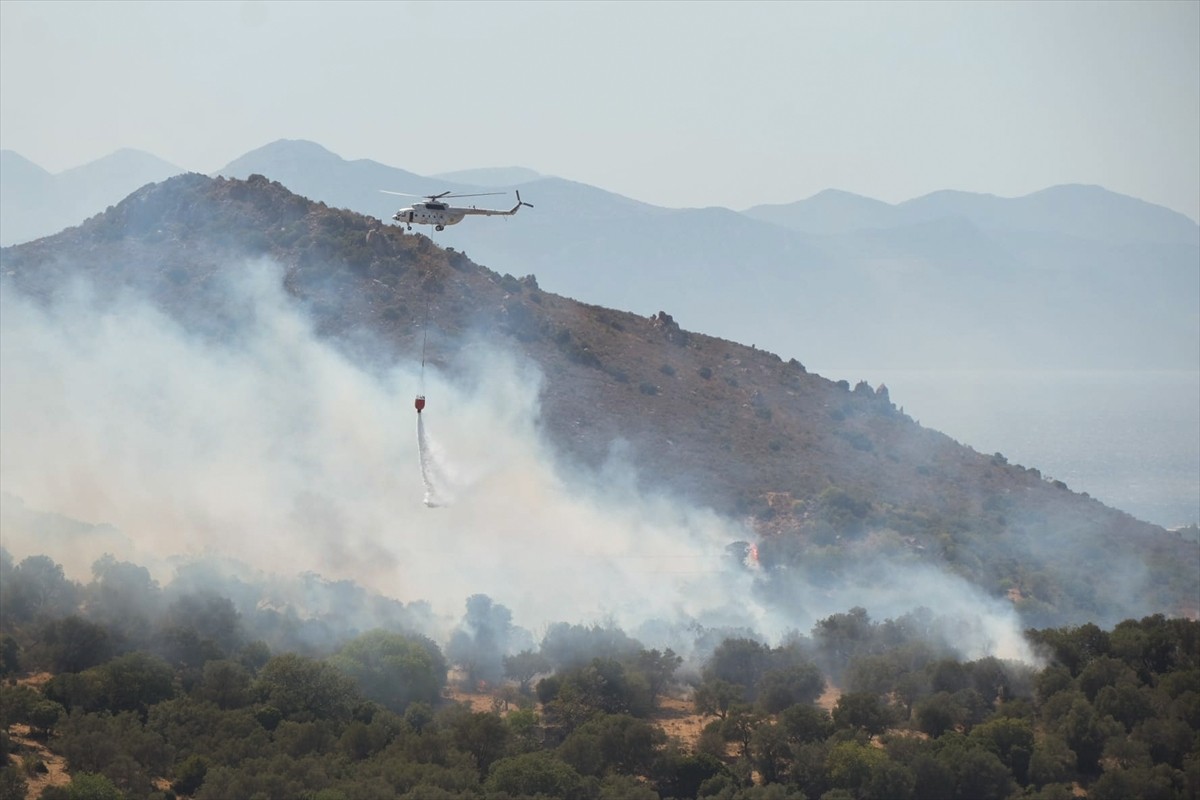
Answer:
0;258;1036;663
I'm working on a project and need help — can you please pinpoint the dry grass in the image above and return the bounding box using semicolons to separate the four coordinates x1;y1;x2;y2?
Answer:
816;683;841;712
652;694;710;752
5;723;70;800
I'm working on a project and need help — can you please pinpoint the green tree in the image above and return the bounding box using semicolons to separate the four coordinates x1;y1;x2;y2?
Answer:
172;754;209;796
826;740;889;794
832;691;892;735
970;716;1034;784
943;745;1015;800
447;709;510;777
484;751;583;798
1057;697;1122;774
49;772;123;800
3;555;78;623
196;659;252;709
558;713;665;777
749;721;792;785
1027;732;1076;788
914;691;963;738
86;555;161;652
255;652;360;721
636;647;683;707
99;651;176;715
328;630;445;713
27;699;65;738
546;657;653;724
694;678;744;720
503;649;551;695
0;635;21;677
40;616;113;673
778;702;832;743
655;751;729;799
703;638;771;695
0;766;27;800
756;662;824;713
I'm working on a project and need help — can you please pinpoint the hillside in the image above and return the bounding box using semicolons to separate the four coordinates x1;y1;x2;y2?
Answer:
1;173;1196;630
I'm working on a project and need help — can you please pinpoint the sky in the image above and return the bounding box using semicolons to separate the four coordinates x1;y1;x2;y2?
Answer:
1;0;1197;220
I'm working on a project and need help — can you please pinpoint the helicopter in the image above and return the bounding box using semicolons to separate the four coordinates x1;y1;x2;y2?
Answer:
381;190;533;231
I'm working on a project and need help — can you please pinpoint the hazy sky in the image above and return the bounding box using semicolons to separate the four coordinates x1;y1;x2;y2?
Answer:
2;0;1197;220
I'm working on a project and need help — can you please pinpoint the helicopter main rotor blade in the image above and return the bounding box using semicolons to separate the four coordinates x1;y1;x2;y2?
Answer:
439;192;507;199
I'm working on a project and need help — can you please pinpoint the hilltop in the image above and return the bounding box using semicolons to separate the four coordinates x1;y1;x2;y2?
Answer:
1;173;1195;629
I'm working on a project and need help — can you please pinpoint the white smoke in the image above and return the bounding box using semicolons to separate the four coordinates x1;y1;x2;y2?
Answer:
0;259;1036;663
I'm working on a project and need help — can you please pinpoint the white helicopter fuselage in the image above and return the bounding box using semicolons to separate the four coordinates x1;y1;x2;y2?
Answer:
393;203;467;229
387;191;531;231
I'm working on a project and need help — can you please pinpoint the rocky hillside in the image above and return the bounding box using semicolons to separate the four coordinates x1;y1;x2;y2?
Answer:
2;173;1195;627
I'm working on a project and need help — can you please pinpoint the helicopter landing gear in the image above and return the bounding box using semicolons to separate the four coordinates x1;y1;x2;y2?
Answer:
435;224;445;231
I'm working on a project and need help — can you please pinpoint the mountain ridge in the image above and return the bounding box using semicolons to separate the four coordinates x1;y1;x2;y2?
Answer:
2;172;1195;629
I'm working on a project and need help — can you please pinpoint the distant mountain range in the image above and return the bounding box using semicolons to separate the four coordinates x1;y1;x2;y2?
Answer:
2;140;1197;371
0;148;184;246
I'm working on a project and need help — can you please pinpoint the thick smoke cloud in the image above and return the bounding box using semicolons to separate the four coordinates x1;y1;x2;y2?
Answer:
0;260;1035;663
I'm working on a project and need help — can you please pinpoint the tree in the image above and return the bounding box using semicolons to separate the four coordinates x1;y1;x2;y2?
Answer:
196;659;252;709
156;591;243;668
750;721;792;784
0;635;21;677
779;703;832;743
942;745;1015;800
832;691;892;735
484;751;584;798
3;555;78;622
448;709;510;777
694;678;743;720
756;662;824;713
28;699;65;738
545;658;652;724
813;606;873;678
99;651;176;715
86;555;161;650
1027;733;1076;788
539;621;642;670
970;717;1034;784
1057;697;1123;774
255;652;360;722
636;648;683;707
0;766;27;800
721;706;767;759
46;772;123;800
558;713;665;777
40;616;112;673
503;649;551;695
654;751;728;799
703;638;771;696
328;630;446;713
172;755;209;796
826;740;890;794
915;691;963;738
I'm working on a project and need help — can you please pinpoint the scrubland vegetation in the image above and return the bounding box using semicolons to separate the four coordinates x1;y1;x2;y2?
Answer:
1;549;1197;800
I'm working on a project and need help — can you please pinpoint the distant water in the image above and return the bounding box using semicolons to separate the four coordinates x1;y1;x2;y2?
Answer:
819;369;1200;530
